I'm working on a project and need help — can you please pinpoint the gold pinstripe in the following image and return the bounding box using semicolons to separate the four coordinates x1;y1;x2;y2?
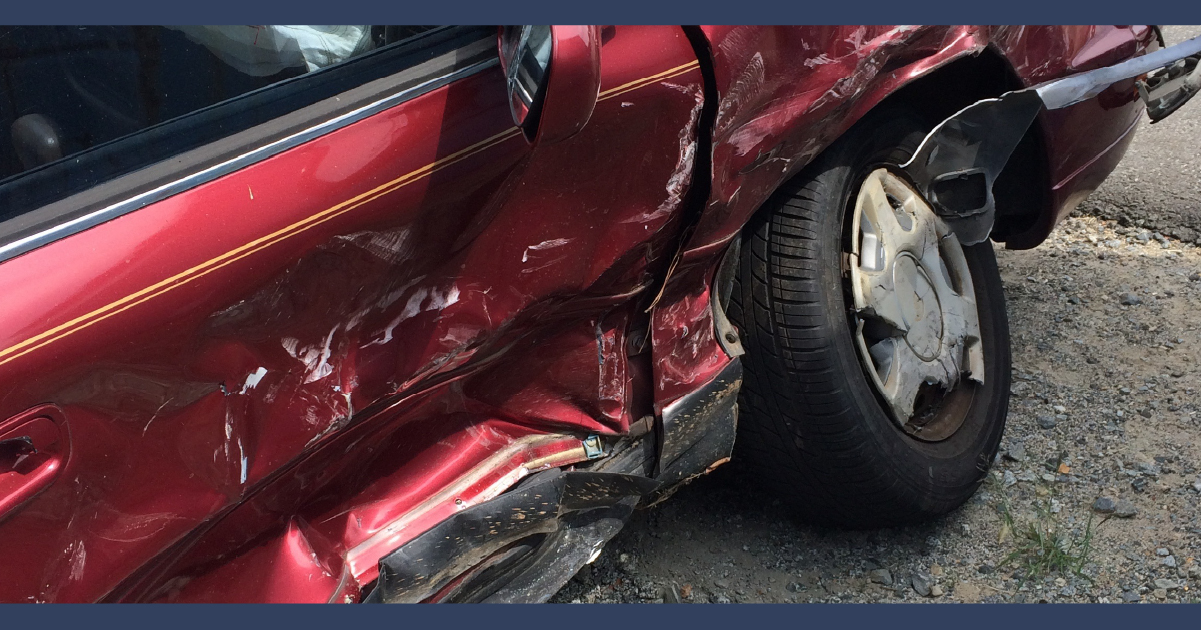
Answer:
0;60;703;368
598;60;701;101
0;128;522;368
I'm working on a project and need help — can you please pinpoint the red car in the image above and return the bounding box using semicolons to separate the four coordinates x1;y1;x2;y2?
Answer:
0;25;1197;603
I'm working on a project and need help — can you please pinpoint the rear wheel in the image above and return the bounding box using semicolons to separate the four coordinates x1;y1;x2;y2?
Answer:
728;108;1011;527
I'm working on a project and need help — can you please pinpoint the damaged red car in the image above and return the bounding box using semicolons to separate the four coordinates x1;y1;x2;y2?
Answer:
0;25;1198;603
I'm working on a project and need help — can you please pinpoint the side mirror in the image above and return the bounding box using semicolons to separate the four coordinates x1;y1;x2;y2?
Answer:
499;25;601;144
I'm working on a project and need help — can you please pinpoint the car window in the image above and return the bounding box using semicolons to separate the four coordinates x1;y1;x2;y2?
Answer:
0;25;476;229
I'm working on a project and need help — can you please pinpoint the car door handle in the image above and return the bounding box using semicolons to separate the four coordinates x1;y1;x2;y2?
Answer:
0;435;37;470
0;406;66;521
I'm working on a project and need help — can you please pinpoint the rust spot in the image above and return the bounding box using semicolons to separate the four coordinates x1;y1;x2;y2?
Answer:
704;457;731;474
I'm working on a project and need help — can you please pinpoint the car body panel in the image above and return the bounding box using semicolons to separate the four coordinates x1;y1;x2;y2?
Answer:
0;25;702;603
684;25;1154;256
0;63;530;603
647;25;1154;417
0;24;1156;602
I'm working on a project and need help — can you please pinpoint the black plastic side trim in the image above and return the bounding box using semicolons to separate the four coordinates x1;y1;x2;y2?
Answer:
367;470;659;604
656;357;742;486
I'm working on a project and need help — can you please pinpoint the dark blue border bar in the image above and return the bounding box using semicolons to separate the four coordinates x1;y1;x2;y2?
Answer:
1;603;1198;629
6;0;1201;26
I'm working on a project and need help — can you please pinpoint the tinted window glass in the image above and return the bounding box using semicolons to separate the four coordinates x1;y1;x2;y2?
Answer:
0;25;438;182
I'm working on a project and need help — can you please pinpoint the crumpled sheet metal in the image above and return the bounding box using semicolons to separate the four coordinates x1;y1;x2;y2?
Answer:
152;517;355;603
137;412;594;602
899;90;1045;245
648;25;1155;420
687;25;1155;257
689;26;983;254
899;30;1198;247
650;254;729;410
0;26;705;603
369;469;658;603
0;25;1151;603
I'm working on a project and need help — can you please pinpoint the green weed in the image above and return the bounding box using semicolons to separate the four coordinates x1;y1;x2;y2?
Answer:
993;481;1094;584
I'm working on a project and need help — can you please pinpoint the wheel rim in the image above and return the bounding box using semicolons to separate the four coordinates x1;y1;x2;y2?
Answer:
847;168;985;441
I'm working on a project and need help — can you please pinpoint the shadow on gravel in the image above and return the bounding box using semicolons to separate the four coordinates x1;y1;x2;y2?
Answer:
631;458;963;548
554;458;977;602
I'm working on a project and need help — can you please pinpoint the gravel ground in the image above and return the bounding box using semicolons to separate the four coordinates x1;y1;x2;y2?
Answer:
551;27;1201;605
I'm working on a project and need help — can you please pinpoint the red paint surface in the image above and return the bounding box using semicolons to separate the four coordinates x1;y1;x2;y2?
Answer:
684;25;1153;256
0;24;1149;602
535;25;603;144
0;25;701;603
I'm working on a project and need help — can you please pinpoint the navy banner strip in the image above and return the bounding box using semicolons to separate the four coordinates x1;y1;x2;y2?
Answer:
6;0;1201;27
1;602;1198;629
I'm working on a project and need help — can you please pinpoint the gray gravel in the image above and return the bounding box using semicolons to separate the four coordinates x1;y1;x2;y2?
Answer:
551;26;1201;605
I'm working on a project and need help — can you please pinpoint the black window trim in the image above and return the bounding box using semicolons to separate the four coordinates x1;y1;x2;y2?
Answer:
0;26;501;264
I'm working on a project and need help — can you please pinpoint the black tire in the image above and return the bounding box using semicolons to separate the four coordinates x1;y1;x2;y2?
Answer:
727;107;1011;528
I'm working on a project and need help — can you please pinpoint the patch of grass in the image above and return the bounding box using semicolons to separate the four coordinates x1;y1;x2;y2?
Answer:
996;494;1095;584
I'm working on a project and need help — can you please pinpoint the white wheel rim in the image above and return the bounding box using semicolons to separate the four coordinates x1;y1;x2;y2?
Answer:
848;168;985;430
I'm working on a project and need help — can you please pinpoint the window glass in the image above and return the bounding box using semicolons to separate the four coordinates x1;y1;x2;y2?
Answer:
0;25;437;180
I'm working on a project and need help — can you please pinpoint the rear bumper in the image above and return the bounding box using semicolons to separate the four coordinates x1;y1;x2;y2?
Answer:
1004;93;1142;249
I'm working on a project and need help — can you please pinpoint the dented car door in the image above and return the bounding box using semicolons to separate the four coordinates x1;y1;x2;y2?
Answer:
0;25;704;602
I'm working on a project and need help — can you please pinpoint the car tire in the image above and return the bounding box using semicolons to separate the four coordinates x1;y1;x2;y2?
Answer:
727;106;1011;527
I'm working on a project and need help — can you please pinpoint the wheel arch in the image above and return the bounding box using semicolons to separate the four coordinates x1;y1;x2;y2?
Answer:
866;46;1054;247
794;46;1054;248
688;39;1056;256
